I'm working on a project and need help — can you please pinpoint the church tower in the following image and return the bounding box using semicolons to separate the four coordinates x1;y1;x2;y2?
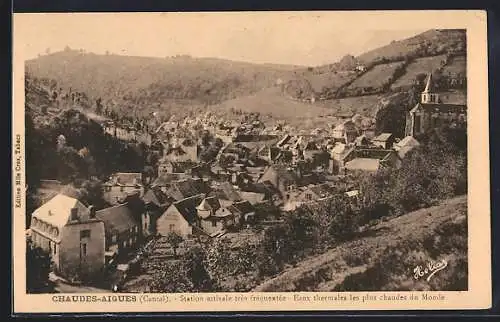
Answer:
421;73;440;104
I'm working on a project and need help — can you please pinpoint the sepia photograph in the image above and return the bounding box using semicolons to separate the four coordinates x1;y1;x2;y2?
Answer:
12;11;490;313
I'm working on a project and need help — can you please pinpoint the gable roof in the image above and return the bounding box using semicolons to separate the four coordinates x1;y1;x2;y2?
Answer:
211;182;242;202
197;196;221;212
345;158;381;172
142;187;172;209
423;73;436;93
167;178;210;201
171;194;205;224
95;203;138;234
373;133;393;142
32;194;91;229
228;200;255;216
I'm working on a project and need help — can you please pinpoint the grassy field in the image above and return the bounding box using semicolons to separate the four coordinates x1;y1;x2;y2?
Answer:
442;55;466;77
307;71;357;93
210;87;382;129
253;195;467;292
391;55;447;90
347;62;405;90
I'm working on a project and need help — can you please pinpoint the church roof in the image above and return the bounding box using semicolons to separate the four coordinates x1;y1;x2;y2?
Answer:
410;102;467;114
423;73;436;93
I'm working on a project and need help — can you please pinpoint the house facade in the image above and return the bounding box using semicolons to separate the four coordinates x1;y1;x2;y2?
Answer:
95;203;141;261
29;194;105;281
156;194;205;238
103;173;144;205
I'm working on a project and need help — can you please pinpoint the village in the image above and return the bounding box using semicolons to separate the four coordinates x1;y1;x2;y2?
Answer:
26;73;467;292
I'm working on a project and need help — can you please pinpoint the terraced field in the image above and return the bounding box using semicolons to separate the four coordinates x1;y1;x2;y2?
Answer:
347;62;405;91
391;55;447;90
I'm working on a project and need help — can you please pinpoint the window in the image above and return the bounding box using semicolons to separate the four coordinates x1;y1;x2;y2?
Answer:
169;224;175;232
81;243;87;257
120;186;125;192
112;234;118;243
80;230;91;239
212;220;217;227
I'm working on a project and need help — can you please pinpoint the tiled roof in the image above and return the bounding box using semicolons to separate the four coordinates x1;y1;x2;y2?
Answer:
345;158;381;172
172;194;205;224
32;194;90;229
373;133;393;142
96;203;138;234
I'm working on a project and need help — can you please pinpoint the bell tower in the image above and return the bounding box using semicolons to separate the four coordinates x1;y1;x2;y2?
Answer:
421;73;439;104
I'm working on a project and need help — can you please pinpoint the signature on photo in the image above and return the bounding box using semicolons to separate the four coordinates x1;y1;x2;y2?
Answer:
413;259;448;282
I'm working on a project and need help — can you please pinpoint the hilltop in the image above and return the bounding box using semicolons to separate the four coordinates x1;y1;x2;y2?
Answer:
26;50;299;107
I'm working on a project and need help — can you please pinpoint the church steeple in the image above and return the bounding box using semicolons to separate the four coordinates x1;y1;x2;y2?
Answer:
421;73;439;104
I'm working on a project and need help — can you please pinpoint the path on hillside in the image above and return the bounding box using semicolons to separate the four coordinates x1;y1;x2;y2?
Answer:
252;195;467;292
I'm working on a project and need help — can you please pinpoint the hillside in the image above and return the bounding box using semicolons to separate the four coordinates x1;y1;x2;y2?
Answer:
357;29;466;64
253;195;467;292
26;50;300;107
286;29;466;100
208;86;382;130
25;29;466;129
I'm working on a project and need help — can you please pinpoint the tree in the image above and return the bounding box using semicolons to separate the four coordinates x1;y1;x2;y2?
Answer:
26;240;53;293
183;246;213;291
166;232;183;258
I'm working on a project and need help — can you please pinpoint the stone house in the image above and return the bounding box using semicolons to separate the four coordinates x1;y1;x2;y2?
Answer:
29;194;105;281
95;203;141;261
103;173;144;205
156;194;205;238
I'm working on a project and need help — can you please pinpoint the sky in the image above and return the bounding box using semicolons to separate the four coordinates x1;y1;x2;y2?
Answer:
13;12;439;66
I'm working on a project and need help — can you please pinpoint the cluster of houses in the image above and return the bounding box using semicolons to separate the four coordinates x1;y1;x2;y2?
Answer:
27;73;467;284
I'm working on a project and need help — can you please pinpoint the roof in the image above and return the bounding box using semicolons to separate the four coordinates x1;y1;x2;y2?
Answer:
142;187;172;209
197;196;221;212
410;102;467;114
423;73;436;93
159;160;198;173
171;194;205;224
32;194;91;229
270;165;299;183
238;191;266;205
373;133;393;142
395;136;420;149
212;182;242;202
228;200;255;215
96;203;138;234
151;173;187;187
167;178;210;201
345;158;381;172
107;173;142;186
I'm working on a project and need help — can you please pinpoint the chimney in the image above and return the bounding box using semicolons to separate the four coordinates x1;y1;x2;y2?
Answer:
89;205;96;219
70;207;79;221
